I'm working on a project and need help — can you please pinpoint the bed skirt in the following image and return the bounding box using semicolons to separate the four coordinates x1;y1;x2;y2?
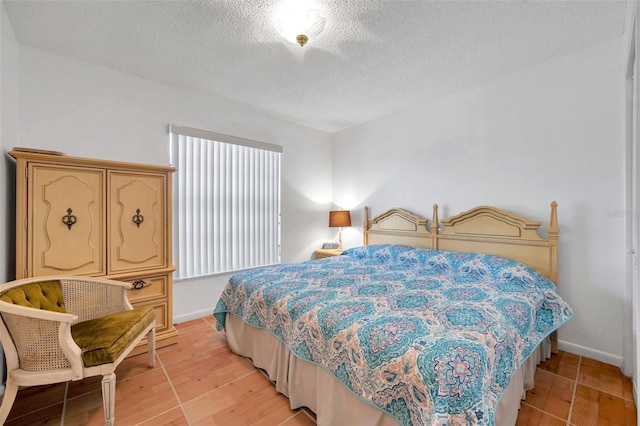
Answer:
225;313;551;425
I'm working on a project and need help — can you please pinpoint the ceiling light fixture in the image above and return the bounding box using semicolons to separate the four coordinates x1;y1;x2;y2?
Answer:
276;6;325;47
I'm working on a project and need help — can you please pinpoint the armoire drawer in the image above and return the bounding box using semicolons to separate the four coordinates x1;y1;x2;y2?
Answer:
125;275;167;303
132;300;169;332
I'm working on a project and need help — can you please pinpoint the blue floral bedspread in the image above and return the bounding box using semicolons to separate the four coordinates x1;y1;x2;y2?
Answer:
213;244;573;425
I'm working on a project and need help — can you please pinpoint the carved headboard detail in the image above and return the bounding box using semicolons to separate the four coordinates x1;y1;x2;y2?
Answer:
364;202;559;284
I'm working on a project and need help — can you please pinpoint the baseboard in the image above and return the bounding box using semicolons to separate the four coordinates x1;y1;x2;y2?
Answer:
173;308;214;324
558;339;623;367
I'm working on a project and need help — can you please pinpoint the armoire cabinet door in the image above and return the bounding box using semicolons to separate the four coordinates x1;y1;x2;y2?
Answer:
108;171;167;274
29;164;106;276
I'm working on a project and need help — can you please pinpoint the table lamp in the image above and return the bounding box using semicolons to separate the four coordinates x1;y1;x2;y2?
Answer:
329;210;351;249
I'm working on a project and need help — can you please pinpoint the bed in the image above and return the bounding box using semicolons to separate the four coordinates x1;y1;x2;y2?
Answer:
213;202;572;425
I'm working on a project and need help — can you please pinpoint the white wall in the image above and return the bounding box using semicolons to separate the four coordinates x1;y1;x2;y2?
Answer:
1;1;18;283
333;37;626;366
0;1;19;395
16;45;334;322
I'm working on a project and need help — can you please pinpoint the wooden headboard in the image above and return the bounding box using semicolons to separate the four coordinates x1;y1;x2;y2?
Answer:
364;202;559;283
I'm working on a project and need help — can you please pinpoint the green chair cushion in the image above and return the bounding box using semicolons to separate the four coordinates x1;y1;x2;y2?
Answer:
0;280;66;313
71;306;155;367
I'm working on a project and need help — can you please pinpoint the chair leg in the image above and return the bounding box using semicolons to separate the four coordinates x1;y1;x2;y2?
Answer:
101;373;116;426
0;377;19;424
147;325;156;368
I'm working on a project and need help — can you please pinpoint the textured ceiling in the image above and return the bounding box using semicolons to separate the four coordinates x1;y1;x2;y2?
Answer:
3;0;628;133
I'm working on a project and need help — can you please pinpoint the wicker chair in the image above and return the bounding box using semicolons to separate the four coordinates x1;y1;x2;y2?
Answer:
0;276;156;425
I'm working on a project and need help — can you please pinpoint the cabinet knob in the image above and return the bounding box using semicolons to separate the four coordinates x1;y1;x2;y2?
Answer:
132;208;144;228
132;279;146;290
62;208;77;230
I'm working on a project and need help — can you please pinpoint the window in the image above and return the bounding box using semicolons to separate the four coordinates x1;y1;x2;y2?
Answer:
169;125;282;280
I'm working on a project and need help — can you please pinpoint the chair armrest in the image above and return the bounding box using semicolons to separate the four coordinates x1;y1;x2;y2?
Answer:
0;300;77;323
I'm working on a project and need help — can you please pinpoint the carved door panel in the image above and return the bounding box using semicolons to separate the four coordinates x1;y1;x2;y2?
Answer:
108;171;166;274
29;164;106;276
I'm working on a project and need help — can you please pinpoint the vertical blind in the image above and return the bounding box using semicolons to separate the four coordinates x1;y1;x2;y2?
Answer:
169;125;282;279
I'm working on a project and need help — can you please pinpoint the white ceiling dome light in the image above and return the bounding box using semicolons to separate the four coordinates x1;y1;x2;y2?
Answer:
275;1;326;47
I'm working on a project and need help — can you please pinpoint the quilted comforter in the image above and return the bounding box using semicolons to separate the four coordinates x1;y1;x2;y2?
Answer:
213;244;573;425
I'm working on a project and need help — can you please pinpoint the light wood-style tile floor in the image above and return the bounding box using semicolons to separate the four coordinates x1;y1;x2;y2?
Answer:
3;316;637;425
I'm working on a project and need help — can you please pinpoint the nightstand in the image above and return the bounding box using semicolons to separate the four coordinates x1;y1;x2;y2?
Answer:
315;248;344;259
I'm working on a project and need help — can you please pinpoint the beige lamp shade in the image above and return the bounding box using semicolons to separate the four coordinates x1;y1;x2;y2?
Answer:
329;210;351;228
329;210;351;250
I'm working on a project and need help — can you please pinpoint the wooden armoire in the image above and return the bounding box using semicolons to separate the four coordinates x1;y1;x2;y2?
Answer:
9;149;178;353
